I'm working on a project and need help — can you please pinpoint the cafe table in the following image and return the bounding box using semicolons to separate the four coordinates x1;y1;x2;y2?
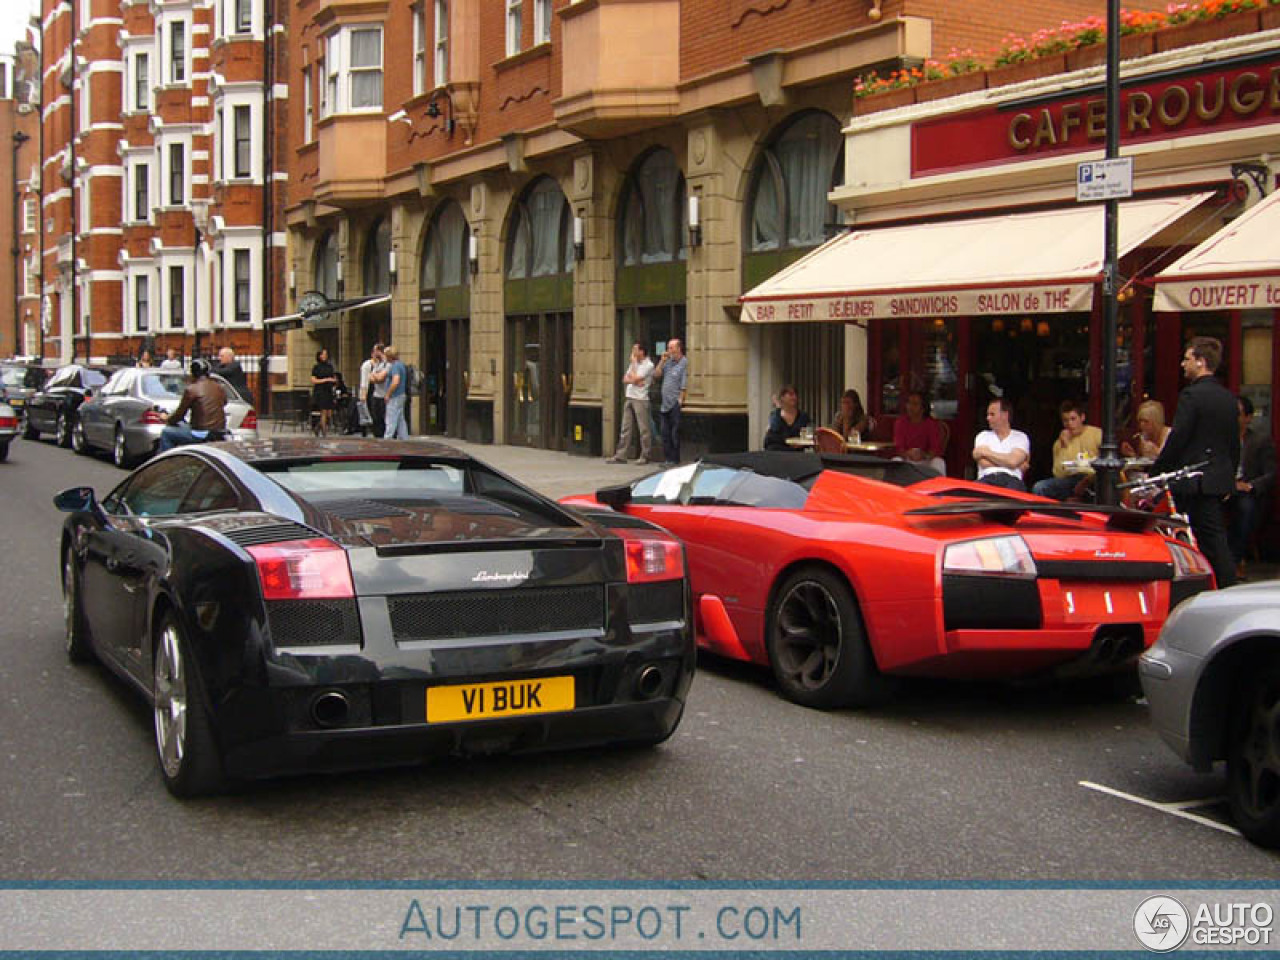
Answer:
785;436;895;454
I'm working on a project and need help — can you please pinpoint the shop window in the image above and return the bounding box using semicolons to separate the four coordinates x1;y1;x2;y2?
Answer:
313;231;339;299
506;178;570;279
363;218;391;294
618;149;686;267
746;112;843;252
1241;312;1274;424
421;201;469;291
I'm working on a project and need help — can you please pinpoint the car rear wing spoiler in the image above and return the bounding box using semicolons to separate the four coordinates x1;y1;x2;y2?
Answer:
903;500;1188;533
375;537;604;558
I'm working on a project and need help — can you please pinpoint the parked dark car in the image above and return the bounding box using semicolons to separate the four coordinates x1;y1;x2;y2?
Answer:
55;437;693;796
25;364;112;447
0;361;51;426
74;368;259;468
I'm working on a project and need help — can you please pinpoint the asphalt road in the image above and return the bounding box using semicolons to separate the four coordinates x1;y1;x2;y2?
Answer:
2;431;1276;881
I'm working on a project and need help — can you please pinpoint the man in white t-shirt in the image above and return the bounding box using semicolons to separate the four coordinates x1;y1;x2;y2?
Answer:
973;397;1030;491
606;341;655;464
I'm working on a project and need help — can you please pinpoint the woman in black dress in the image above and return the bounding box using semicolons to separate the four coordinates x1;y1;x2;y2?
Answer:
310;348;338;435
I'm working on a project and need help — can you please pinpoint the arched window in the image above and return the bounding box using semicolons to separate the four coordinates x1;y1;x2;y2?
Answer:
312;231;338;298
421;201;469;291
618;149;686;266
362;217;391;294
506;177;570;280
746;112;843;252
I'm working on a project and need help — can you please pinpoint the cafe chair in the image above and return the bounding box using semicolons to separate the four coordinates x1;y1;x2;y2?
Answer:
814;427;847;453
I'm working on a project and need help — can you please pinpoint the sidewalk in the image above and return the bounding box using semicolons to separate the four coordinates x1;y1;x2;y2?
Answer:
259;418;650;501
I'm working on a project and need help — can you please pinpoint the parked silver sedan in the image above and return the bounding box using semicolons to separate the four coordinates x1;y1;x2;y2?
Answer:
73;368;259;468
1139;580;1280;848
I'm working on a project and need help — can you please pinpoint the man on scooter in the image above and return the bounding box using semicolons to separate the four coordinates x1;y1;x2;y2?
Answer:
159;358;228;452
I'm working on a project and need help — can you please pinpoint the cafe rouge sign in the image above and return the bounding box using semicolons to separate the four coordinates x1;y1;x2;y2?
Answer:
743;283;1094;323
911;54;1279;177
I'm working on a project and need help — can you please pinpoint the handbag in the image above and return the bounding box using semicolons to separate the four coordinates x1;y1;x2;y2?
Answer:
356;400;372;426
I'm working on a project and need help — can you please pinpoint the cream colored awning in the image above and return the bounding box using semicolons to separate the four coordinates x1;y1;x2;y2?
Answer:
1152;190;1280;313
740;193;1212;323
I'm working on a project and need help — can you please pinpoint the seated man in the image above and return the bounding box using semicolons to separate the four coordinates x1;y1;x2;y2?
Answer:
159;359;228;452
1032;399;1102;500
973;397;1029;491
1228;395;1276;578
893;391;946;475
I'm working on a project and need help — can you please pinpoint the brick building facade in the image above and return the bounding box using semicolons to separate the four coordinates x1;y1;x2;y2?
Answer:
1;45;41;360
30;0;288;408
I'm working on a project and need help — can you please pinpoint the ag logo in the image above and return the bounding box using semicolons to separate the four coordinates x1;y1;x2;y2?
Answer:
1134;896;1190;952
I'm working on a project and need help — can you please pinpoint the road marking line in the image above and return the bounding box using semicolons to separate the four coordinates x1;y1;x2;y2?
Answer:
1078;780;1242;837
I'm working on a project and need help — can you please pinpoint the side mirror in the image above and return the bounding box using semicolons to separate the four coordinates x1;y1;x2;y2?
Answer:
596;483;633;510
54;486;98;514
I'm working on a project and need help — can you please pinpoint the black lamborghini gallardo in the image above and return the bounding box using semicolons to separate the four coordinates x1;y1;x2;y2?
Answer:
56;437;693;796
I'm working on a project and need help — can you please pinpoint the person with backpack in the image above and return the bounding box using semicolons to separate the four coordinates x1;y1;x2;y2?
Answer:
382;345;409;440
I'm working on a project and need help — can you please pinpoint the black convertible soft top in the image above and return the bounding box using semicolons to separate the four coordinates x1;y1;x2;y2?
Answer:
702;451;940;488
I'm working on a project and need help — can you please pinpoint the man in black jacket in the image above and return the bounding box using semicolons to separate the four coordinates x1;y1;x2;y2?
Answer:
1152;337;1240;588
1228;395;1276;578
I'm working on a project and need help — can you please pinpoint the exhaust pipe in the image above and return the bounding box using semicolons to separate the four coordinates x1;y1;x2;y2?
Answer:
635;665;665;700
311;690;350;728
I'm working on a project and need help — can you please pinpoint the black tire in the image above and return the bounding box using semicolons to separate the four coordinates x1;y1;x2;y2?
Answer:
0;441;8;462
766;566;889;709
153;611;225;797
62;551;94;663
55;410;72;448
112;426;133;469
1226;661;1280;849
71;419;88;454
23;413;37;440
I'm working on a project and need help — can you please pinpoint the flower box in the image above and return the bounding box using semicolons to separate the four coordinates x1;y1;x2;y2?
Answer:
1155;9;1262;53
914;71;987;104
985;54;1069;90
1261;5;1280;30
853;86;917;116
1065;32;1157;71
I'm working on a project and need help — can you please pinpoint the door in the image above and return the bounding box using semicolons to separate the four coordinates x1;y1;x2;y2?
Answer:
618;305;686;446
419;321;446;435
508;315;540;447
445;317;470;438
545;312;572;452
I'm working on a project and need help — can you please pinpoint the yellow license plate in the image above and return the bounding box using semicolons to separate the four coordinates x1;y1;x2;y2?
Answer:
426;676;575;723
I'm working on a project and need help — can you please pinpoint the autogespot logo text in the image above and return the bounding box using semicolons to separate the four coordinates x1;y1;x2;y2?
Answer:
1134;896;1190;952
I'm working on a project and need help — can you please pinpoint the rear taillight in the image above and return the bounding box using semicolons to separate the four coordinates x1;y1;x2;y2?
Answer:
240;409;258;430
0;415;16;430
140;407;167;425
1167;542;1212;579
247;538;354;600
619;530;684;584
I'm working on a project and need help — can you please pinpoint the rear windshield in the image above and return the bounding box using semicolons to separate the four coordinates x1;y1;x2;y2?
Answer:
83;369;108;388
259;458;580;527
141;373;188;399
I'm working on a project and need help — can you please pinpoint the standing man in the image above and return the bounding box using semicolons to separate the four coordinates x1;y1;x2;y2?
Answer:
1152;336;1240;588
159;347;183;370
159;359;227;451
973;397;1030;491
212;347;250;402
1227;395;1275;580
1032;399;1102;500
369;344;390;439
357;343;385;438
652;337;688;466
606;342;654;464
382;345;409;440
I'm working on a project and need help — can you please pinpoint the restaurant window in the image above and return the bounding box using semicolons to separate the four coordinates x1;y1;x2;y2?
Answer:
506;177;570;280
421;200;469;291
746;112;843;252
234;249;251;324
1241;311;1274;424
233;105;252;178
618;149;686;267
169;265;185;329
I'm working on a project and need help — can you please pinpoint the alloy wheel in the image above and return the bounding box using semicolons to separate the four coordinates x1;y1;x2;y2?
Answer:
1230;672;1280;825
113;428;128;468
153;623;188;780
55;412;69;446
72;420;86;453
63;556;77;653
773;579;842;692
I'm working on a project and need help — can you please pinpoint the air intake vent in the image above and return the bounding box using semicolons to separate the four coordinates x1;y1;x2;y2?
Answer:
266;599;362;648
321;499;413;521
222;521;319;548
389;585;605;641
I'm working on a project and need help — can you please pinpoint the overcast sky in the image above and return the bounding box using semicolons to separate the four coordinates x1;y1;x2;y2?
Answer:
1;0;39;56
